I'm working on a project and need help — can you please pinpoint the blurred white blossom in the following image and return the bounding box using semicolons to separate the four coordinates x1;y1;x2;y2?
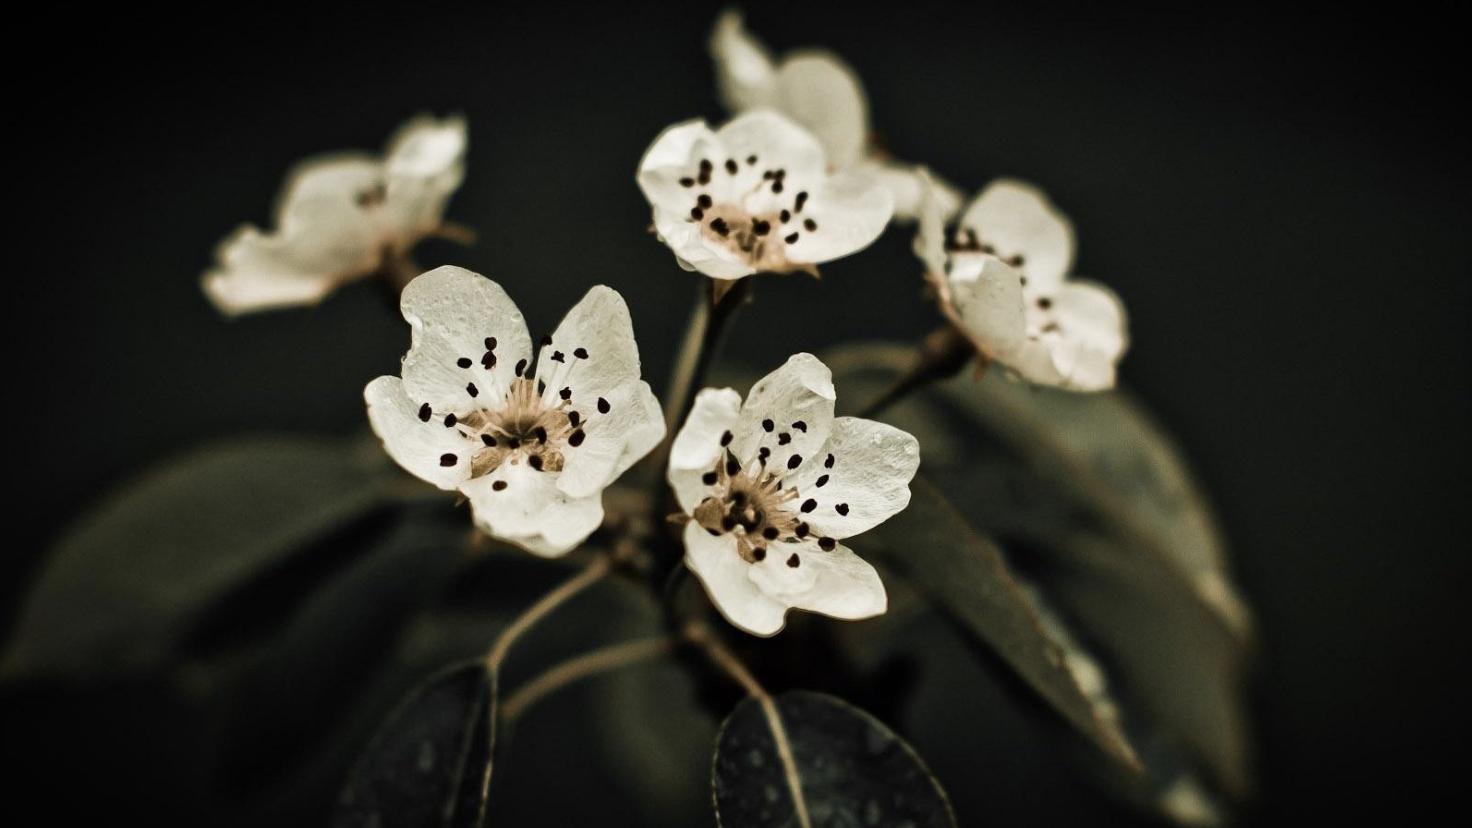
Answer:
366;266;664;556
915;171;1129;391
710;10;962;220
204;115;467;315
638;111;893;280
668;353;919;635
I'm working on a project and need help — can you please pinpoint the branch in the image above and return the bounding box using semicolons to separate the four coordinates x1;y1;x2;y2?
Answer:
500;636;676;722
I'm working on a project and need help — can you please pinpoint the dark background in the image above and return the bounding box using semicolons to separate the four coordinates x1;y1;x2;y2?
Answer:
6;1;1466;824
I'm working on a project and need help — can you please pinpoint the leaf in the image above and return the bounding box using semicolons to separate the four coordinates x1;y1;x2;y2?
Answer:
713;690;957;828
867;476;1143;773
2;436;396;681
824;342;1253;804
333;661;497;828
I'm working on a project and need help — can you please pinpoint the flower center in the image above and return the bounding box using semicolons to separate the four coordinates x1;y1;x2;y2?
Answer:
678;156;823;272
691;445;837;567
459;378;575;477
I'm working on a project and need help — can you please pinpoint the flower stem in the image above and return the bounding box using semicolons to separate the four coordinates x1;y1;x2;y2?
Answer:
485;555;612;670
500;635;676;722
685;622;812;828
857;324;976;418
659;278;751;447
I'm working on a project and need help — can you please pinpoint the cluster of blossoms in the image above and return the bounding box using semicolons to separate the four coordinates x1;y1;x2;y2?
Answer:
200;12;1129;636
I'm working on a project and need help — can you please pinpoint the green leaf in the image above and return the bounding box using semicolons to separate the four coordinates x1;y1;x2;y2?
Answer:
867;475;1143;774
333;660;497;828
713;690;957;828
2;437;396;681
824;342;1253;805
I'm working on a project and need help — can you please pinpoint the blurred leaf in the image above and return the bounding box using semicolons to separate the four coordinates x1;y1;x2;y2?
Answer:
867;476;1143;773
2;437;397;681
825;342;1253;809
713;690;957;828
333;660;497;828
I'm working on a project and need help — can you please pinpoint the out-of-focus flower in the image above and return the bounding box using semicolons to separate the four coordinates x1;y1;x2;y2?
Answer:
710;10;961;220
204;115;468;315
915;171;1129;391
668;353;919;636
366;266;664;556
637;111;893;280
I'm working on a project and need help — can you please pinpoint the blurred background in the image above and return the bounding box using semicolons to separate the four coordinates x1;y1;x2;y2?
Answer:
4;1;1466;824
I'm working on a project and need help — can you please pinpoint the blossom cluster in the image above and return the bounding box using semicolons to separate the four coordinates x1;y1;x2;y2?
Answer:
200;11;1132;636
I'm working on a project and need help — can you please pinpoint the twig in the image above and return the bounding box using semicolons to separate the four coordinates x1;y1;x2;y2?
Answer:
651;278;752;473
857;325;975;418
485;556;612;670
685;623;811;828
500;636;676;722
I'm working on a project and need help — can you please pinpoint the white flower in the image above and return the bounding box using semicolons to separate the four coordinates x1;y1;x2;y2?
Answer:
204;115;468;316
915;171;1129;391
709;10;962;221
365;266;665;556
668;353;919;636
637;111;893;280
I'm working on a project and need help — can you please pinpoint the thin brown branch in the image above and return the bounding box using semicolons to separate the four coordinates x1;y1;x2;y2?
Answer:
501;636;675;722
485;556;611;670
685;623;811;828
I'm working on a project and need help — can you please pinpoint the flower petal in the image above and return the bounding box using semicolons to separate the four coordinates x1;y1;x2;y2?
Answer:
399;266;533;413
364;376;472;490
537;286;642;405
461;462;604;557
779;168;893;266
557;379;665;499
960;178;1076;292
772;51;869;168
784;417;920;540
1030;279;1129;391
710;9;777;113
669;388;745;513
774;540;887;622
683;522;790;636
730;353;836;480
868;160;963;223
383;114;467;238
948;254;1028;360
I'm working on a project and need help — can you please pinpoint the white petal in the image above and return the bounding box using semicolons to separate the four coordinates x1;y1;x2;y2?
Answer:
203;228;347;316
383;115;467;239
730;353;836;479
202;157;384;315
399;266;534;413
717;110;828;180
461;462;604;557
683;522;789;636
1024;280;1129;392
637;120;722;215
772;51;869;168
649;207;757;280
960;178;1076;291
777;541;887;622
710;9;777;113
669;388;745;513
537;286;642;405
385;115;468;180
557;379;665;499
912;168;950;279
364;376;472;490
948;254;1028;360
784;417;920;540
869;160;963;223
780;168;893;266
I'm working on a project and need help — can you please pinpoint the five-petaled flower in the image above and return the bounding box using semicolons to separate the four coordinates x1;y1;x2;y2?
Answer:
668;353;919;636
915;171;1129;391
709;10;962;221
204;115;468;316
365;266;665;556
637;110;894;281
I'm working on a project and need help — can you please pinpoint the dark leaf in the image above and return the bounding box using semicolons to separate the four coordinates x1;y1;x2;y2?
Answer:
334;660;497;828
2;437;396;681
867;476;1143;773
714;690;956;828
